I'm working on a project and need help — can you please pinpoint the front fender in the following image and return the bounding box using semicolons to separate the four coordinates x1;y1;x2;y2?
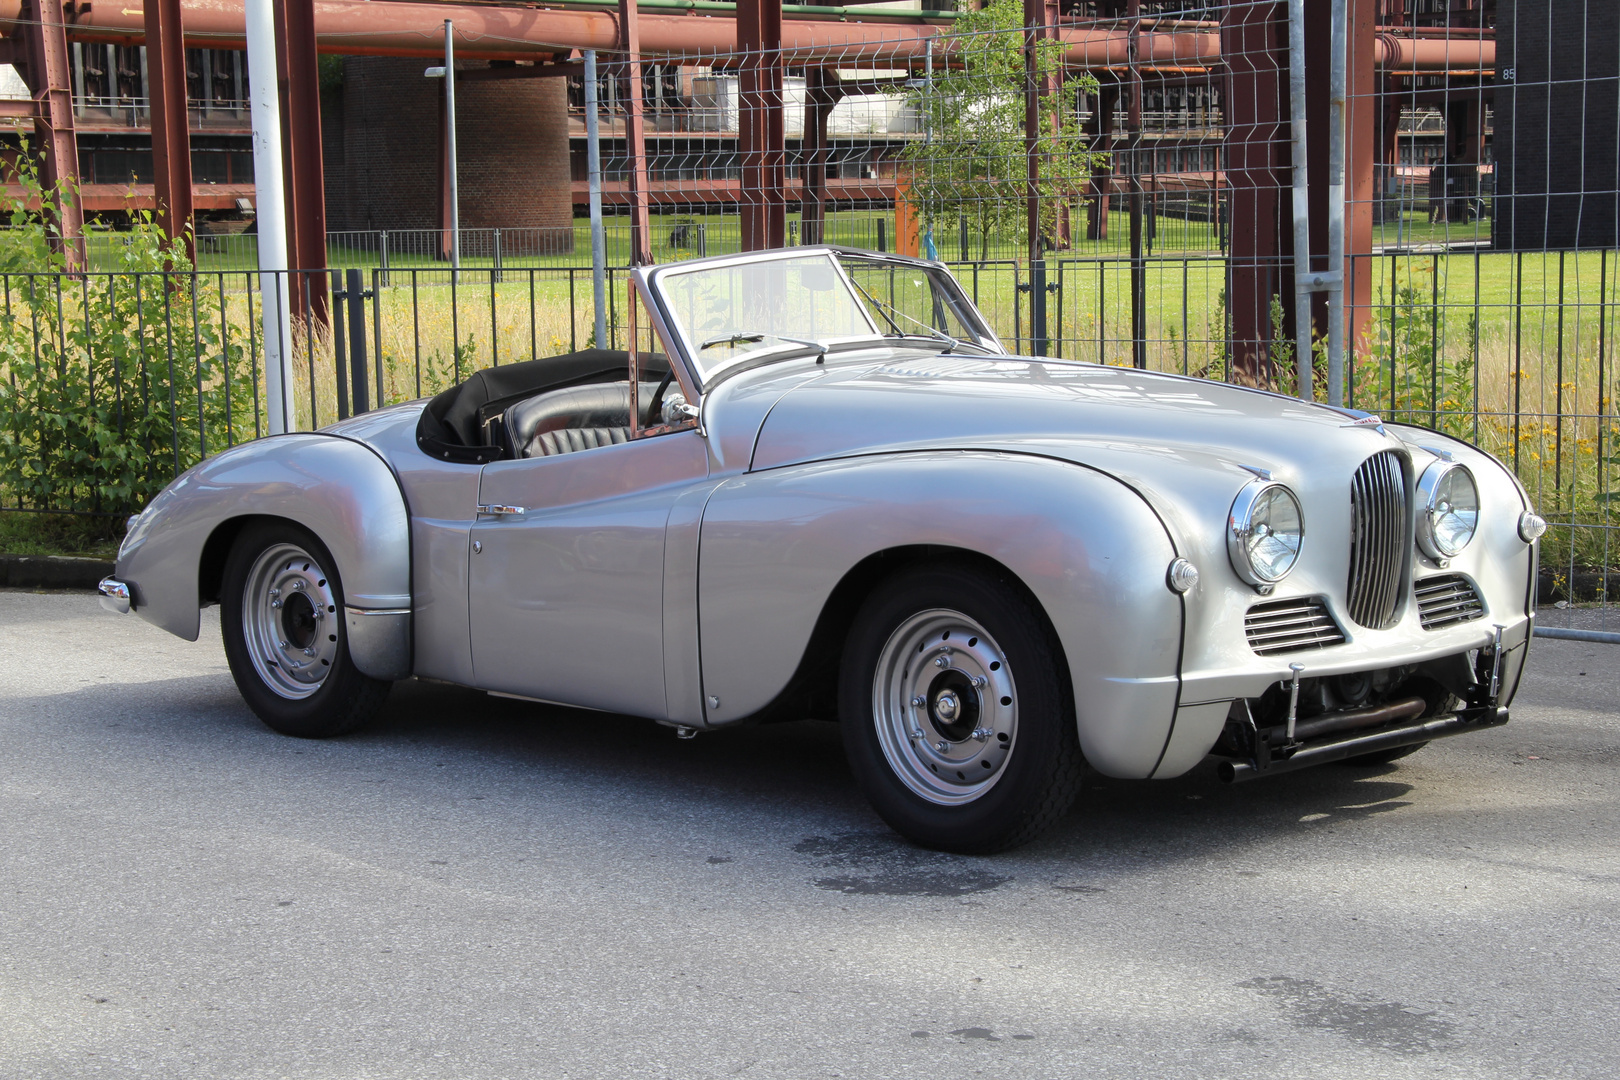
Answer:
697;451;1183;778
115;434;412;679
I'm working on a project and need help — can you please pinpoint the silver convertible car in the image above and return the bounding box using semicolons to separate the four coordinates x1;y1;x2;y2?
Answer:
102;247;1544;852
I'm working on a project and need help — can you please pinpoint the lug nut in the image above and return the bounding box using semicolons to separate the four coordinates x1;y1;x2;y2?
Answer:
911;695;926;707
972;727;993;742
269;600;282;609
970;675;986;688
934;655;949;668
936;741;950;753
291;580;304;590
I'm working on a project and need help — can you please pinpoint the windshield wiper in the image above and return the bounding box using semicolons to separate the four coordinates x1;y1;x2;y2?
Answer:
700;330;828;361
844;276;967;353
700;331;765;350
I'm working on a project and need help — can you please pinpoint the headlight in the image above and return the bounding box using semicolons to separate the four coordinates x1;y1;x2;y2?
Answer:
1416;461;1478;559
1228;481;1304;588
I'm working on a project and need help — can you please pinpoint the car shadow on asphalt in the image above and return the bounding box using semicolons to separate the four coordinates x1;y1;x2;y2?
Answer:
28;671;1434;868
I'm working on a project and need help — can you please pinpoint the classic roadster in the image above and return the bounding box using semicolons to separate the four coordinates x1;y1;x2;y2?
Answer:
102;247;1543;852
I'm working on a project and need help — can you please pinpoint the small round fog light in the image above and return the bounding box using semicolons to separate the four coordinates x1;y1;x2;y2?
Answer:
1518;511;1548;543
1167;558;1200;594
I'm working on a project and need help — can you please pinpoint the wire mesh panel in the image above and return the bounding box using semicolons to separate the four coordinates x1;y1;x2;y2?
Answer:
2;2;1616;632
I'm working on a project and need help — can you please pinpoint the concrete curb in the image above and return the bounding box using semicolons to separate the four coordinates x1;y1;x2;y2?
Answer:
0;554;115;590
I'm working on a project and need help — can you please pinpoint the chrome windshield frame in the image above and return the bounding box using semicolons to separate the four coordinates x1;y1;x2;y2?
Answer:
643;248;882;390
641;247;1007;393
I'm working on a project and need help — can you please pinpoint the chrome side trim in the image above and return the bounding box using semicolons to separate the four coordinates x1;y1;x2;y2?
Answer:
98;577;132;614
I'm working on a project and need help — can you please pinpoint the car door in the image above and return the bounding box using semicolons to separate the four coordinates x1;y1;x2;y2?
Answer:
467;424;710;718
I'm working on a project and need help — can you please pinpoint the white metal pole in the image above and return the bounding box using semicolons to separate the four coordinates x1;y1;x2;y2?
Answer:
245;0;295;434
584;50;608;348
1326;0;1348;406
445;20;460;281
1287;0;1313;401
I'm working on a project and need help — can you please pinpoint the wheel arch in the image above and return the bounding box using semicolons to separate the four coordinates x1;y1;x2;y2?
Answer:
744;544;1069;728
695;450;1184;777
115;434;413;680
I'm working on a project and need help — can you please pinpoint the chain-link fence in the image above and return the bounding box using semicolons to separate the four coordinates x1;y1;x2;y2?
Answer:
3;1;1615;635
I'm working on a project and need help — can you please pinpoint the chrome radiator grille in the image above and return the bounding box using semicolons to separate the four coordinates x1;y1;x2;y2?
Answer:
1347;450;1409;630
1245;596;1347;655
1415;574;1484;630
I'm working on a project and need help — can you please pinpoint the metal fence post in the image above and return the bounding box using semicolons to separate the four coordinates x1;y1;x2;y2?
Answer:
331;268;350;420
346;267;370;413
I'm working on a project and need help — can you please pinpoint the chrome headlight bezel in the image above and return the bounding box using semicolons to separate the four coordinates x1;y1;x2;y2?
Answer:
1227;480;1305;589
1415;460;1479;560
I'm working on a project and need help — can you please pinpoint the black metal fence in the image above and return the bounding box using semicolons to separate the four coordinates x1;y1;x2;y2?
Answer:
1;249;1613;627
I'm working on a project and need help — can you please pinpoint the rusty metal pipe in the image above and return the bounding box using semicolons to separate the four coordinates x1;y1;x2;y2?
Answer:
0;2;1493;69
1281;695;1428;744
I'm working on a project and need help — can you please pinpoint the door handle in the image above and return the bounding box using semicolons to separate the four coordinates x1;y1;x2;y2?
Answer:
476;503;526;517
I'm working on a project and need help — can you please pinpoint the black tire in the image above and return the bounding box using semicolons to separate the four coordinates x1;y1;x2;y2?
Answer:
221;520;391;738
1342;742;1427;766
839;562;1083;854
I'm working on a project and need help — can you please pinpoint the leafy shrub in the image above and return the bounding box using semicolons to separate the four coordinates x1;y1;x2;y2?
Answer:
0;144;257;526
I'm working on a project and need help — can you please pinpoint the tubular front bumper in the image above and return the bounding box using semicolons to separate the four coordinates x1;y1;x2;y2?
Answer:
1218;705;1510;782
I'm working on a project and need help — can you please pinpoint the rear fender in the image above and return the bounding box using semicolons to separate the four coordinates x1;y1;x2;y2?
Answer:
115;434;412;679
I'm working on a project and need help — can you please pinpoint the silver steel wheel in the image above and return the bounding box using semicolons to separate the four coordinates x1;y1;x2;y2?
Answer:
240;543;342;700
871;608;1018;806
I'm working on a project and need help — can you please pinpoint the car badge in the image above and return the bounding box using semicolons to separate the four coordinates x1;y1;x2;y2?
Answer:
1339;412;1386;435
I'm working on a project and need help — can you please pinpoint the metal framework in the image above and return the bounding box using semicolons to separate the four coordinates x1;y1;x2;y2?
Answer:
0;0;1503;364
143;0;193;263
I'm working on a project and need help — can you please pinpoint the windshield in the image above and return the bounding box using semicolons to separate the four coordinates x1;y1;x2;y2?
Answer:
658;253;877;381
838;256;985;347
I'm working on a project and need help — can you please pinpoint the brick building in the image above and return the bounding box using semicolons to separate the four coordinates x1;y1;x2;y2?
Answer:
323;57;573;252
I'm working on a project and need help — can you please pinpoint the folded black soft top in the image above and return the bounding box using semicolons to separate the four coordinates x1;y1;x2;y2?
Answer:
415;349;669;464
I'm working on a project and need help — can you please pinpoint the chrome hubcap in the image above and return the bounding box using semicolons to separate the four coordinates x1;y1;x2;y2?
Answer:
872;608;1017;806
242;543;340;700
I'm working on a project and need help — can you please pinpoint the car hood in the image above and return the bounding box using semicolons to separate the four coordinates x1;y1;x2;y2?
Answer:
749;352;1436;553
754;353;1404;480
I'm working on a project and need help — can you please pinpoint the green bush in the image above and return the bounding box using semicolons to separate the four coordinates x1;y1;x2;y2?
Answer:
0;143;257;528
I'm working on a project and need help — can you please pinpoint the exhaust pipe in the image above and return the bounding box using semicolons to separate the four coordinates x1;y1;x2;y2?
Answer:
1281;695;1427;744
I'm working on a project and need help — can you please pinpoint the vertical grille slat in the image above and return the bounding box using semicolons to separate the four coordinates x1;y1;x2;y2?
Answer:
1347;450;1408;630
1415;574;1484;630
1245;596;1347;655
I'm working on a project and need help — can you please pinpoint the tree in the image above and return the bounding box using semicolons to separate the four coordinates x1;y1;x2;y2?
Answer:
901;0;1103;260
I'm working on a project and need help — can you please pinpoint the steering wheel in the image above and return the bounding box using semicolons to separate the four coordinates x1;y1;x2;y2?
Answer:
646;369;676;427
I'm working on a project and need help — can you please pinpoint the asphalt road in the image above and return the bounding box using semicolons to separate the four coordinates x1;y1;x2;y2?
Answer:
1;590;1616;1079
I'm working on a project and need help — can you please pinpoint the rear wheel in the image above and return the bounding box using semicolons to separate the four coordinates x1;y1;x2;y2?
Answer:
839;564;1082;854
221;521;390;738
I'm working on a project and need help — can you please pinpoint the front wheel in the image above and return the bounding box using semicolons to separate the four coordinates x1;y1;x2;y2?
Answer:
221;521;390;738
839;564;1083;854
